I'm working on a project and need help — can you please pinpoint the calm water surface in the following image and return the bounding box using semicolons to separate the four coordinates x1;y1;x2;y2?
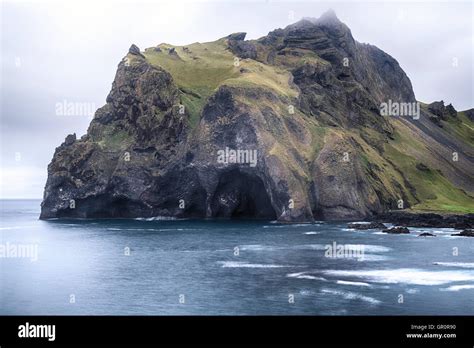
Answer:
1;200;473;315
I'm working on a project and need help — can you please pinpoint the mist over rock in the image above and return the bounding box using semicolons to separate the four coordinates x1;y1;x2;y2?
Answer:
40;10;474;221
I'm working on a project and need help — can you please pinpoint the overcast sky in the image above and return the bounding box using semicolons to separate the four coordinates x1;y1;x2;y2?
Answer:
1;0;472;198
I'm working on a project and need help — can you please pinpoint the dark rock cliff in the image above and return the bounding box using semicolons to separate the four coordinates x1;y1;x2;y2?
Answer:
40;10;474;221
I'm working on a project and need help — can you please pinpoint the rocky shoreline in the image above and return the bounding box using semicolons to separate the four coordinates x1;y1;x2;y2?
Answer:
374;211;474;229
346;211;474;237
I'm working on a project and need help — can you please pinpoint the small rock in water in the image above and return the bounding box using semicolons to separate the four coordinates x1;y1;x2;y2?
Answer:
347;222;386;230
382;226;410;234
418;232;436;237
451;229;474;237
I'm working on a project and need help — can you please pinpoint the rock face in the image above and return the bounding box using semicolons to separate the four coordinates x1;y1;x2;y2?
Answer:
382;226;410;234
451;229;474;237
40;10;474;221
227;33;257;60
428;101;457;120
128;44;144;57
376;212;474;228
419;232;435;237
464;108;474;122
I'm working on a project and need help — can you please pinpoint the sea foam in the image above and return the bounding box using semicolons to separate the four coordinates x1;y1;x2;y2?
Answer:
323;268;474;286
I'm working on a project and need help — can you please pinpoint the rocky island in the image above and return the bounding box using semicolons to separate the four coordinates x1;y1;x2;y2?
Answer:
40;10;474;223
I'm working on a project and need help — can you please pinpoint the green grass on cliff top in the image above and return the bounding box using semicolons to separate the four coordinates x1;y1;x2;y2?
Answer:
143;39;297;126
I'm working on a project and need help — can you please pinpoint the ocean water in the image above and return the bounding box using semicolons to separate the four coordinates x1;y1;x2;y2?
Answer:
1;199;473;315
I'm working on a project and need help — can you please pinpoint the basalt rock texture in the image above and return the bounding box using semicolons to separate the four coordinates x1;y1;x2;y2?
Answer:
382;226;410;234
376;212;474;228
40;10;474;221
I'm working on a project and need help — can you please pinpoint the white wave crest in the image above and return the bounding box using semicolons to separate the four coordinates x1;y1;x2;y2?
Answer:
323;268;474;286
439;284;474;292
134;216;178;221
320;288;381;305
336;280;371;287
433;262;474;269
217;261;294;268
287;272;327;281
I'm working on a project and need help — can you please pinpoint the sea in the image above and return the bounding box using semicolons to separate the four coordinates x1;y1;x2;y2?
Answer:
1;199;473;315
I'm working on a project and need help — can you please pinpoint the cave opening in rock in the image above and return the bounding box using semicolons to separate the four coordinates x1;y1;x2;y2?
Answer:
211;169;276;219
